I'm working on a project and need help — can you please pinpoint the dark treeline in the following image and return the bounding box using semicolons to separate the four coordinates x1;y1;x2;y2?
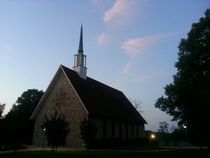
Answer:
155;9;210;149
0;89;44;149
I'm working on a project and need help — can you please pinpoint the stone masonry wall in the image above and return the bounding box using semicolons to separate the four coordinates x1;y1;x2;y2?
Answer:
33;69;88;147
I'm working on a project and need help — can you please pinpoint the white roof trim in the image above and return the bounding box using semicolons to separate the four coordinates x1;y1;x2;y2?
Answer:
60;65;89;115
30;66;62;119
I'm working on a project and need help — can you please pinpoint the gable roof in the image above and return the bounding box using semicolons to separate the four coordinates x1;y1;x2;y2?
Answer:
61;65;146;124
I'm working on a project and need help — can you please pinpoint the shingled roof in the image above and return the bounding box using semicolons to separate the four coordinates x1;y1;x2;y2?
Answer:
61;65;146;124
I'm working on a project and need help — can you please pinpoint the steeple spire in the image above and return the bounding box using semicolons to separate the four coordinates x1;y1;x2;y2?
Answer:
78;25;83;53
73;25;87;79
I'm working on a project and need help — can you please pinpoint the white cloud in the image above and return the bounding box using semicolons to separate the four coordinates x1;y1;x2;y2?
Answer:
103;0;136;26
96;33;109;46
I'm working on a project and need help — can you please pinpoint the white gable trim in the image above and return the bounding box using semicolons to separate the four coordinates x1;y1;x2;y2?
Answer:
60;66;89;115
30;66;62;119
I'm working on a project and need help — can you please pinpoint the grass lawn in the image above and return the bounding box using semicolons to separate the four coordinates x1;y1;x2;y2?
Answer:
0;149;209;158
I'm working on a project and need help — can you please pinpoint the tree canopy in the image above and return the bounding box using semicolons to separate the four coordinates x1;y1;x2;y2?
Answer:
41;110;70;151
80;118;97;148
158;121;169;133
0;103;5;118
155;9;210;147
6;89;44;120
0;103;6;147
3;89;44;145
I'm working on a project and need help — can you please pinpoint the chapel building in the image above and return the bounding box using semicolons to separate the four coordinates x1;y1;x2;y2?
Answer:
31;26;147;147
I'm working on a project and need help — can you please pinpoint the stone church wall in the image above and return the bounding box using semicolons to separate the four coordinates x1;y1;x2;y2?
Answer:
33;70;88;147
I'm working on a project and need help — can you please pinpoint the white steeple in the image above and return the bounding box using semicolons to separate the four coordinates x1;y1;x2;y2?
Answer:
73;25;87;79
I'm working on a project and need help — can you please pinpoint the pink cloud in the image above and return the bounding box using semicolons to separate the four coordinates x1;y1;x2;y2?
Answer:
121;33;178;76
122;32;179;56
103;0;136;26
122;37;155;56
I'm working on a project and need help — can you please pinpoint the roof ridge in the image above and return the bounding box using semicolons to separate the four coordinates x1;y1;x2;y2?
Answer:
60;64;146;124
60;64;123;93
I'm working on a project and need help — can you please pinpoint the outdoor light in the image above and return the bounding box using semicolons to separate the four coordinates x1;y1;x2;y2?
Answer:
43;128;46;133
183;125;187;129
150;134;156;140
42;128;46;151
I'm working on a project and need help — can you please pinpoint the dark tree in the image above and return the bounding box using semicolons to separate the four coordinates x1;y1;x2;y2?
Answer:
7;89;44;119
155;9;210;148
158;121;169;133
171;127;186;141
80;118;97;148
0;103;6;149
41;110;70;151
4;89;44;144
0;103;5;118
130;98;144;114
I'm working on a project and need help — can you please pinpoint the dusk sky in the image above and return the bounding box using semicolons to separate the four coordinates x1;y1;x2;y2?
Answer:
0;0;209;131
